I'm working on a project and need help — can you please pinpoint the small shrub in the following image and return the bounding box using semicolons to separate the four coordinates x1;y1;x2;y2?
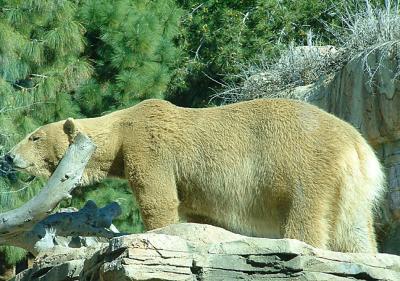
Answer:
335;0;400;81
212;42;341;103
215;0;400;103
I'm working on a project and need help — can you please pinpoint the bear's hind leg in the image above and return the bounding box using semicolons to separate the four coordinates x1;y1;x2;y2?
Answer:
283;197;331;250
330;208;377;253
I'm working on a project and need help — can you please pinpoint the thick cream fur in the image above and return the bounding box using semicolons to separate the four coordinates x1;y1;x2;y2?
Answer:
9;98;385;253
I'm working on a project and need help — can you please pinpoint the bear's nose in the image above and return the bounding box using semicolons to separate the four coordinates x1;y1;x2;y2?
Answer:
4;153;14;164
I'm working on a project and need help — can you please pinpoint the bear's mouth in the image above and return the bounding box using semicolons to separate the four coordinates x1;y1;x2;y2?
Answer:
11;155;32;170
12;163;32;170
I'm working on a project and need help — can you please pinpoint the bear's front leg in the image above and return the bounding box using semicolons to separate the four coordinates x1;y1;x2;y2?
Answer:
138;188;180;230
128;171;180;230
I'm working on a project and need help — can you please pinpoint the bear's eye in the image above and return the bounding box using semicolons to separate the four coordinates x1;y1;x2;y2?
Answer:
29;135;41;142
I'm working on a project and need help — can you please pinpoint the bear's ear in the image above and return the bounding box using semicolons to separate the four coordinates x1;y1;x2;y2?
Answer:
63;118;79;141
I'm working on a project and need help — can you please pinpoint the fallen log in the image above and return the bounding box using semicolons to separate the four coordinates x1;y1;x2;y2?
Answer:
15;200;122;255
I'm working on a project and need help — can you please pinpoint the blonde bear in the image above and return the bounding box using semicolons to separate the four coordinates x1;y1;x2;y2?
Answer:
5;99;385;253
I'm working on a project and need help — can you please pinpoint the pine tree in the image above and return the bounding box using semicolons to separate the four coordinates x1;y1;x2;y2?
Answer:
76;0;182;116
0;0;90;266
0;0;92;208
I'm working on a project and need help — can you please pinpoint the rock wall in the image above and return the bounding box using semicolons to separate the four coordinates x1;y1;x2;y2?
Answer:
10;224;400;281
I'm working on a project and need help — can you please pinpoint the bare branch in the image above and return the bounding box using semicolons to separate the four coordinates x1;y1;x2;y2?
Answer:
0;102;56;114
0;133;96;237
194;36;204;60
30;74;48;78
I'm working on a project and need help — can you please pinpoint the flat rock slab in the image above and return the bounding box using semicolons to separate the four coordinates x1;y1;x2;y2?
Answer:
11;223;400;281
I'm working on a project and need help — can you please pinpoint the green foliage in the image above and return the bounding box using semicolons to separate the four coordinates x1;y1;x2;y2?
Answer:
0;0;90;265
169;0;367;106
76;0;182;116
0;246;26;266
0;0;89;155
0;0;89;208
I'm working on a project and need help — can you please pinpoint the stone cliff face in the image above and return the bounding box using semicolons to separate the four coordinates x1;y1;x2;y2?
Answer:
11;224;400;281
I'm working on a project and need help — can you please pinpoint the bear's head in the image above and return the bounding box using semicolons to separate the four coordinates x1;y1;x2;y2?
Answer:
3;118;83;179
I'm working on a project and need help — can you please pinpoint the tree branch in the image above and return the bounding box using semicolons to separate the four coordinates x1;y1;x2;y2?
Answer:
0;133;96;239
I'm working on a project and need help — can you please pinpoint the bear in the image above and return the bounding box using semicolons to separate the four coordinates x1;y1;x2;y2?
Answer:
5;98;385;253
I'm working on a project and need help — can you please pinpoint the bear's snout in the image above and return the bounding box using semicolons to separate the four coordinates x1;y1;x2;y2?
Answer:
4;150;31;170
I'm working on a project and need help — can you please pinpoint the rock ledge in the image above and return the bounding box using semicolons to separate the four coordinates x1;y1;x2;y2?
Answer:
12;223;400;281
